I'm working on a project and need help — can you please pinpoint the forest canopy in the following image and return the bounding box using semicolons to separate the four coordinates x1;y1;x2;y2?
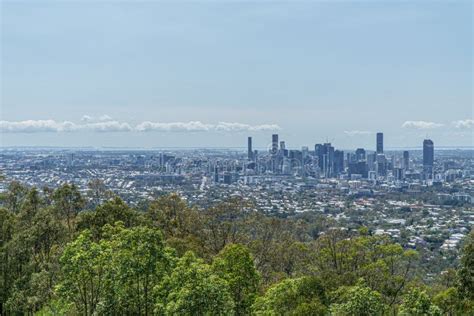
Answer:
0;181;472;315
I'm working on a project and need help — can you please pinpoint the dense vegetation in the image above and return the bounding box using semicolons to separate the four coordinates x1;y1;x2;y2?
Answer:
0;181;472;315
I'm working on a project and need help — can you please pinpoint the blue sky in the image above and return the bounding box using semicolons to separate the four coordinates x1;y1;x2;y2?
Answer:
1;1;472;149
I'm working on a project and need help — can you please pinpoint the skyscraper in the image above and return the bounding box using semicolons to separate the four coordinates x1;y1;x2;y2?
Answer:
376;132;383;153
271;134;279;173
423;139;434;178
403;151;409;170
334;150;344;175
315;144;324;171
376;154;387;177
214;165;219;183
247;137;253;160
355;148;366;161
271;134;279;155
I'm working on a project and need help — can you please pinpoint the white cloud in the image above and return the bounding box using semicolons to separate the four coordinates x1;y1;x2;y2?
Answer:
344;130;372;137
84;121;133;132
1;119;280;133
452;119;474;129
81;114;113;123
81;115;93;122
0;120;77;133
215;122;281;132
135;121;280;132
99;115;113;122
135;121;214;132
401;121;444;130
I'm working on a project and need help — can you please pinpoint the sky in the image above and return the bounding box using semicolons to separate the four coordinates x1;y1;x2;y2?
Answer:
1;0;472;149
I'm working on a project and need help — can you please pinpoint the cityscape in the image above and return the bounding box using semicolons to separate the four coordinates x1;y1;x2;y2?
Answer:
1;1;472;314
1;133;472;263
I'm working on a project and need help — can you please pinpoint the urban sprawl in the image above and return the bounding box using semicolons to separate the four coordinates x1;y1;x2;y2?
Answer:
1;133;472;276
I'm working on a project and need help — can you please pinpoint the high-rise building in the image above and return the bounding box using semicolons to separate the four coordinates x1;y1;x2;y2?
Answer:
214;165;219;183
271;134;279;155
348;160;368;178
315;144;324;172
334;150;344;175
247;137;253;160
376;153;387;177
403;151;409;170
355;148;366;161
376;132;383;153
314;143;335;177
271;134;280;173
321;143;334;177
423;139;434;178
280;141;286;150
393;167;405;181
301;146;309;158
367;152;376;171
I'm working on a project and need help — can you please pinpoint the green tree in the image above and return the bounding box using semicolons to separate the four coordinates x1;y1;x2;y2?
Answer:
56;230;112;315
20;187;43;218
104;223;172;315
52;184;84;233
312;231;418;305
146;194;204;256
76;197;141;239
3;205;66;314
212;244;260;315
433;287;462;316
458;231;474;300
0;207;15;315
3;181;28;213
86;178;113;208
329;281;387;316
252;277;327;315
155;251;234;315
398;288;442;316
201;197;249;255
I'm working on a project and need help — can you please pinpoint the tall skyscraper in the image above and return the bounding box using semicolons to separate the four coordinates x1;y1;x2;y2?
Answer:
315;144;323;172
271;134;279;173
334;150;344;175
367;152;376;171
271;134;279;155
214;165;219;183
376;132;383;153
376;154;387;177
403;151;409;170
423;139;434;178
247;137;253;160
316;143;334;178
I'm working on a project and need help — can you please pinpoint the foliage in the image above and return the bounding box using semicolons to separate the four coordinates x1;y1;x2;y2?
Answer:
0;181;472;315
56;229;111;315
57;223;173;315
212;244;260;315
312;230;418;305
398;288;442;316
458;231;474;300
76;196;142;239
252;277;327;315
52;184;84;232
433;287;461;316
329;281;388;316
155;251;235;315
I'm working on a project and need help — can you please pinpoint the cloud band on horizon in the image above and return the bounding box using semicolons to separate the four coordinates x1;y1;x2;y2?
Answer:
0;119;281;133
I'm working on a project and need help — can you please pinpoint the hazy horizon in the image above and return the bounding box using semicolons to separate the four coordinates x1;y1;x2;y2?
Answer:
1;1;472;149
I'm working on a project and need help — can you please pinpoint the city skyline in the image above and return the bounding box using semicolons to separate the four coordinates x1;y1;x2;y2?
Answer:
1;2;472;314
1;1;472;148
